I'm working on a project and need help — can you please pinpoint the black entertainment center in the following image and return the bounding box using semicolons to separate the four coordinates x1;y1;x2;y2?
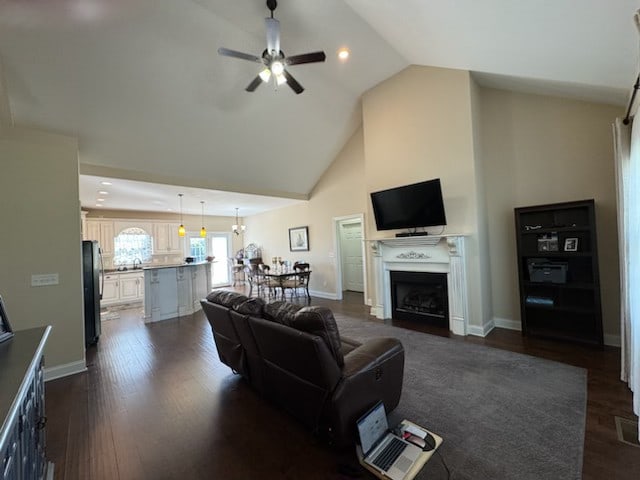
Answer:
514;199;603;346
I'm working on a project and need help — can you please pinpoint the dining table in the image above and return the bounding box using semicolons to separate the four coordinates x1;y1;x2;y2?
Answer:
261;268;311;303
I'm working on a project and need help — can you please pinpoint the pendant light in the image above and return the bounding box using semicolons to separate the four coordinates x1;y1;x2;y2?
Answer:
200;201;207;237
178;193;186;237
232;208;246;236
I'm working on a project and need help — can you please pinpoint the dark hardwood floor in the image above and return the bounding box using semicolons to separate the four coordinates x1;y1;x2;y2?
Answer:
46;290;640;479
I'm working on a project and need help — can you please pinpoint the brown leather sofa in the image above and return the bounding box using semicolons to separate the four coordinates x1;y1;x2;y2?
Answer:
201;290;405;447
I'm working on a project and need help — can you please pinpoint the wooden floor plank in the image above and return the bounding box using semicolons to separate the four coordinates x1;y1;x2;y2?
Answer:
45;290;640;479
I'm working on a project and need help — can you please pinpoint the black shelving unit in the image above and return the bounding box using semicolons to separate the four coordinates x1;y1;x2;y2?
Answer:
514;199;603;346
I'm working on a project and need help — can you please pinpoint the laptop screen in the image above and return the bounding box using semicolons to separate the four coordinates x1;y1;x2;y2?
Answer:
356;401;389;455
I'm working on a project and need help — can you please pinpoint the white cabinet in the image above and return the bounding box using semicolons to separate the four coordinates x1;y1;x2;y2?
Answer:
101;271;144;306
144;268;179;322
152;223;182;254
119;272;144;302
191;265;210;311
85;220;115;255
144;264;210;323
176;267;192;317
102;274;120;305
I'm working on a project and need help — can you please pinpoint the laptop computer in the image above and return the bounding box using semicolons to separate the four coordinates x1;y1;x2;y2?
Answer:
356;401;422;480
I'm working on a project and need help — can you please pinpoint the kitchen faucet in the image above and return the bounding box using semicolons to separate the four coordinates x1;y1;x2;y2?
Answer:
133;258;142;270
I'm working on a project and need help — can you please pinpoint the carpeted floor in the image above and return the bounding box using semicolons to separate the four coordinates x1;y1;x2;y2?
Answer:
335;314;587;480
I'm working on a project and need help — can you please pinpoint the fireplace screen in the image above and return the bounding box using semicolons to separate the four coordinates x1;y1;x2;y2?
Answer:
390;271;448;327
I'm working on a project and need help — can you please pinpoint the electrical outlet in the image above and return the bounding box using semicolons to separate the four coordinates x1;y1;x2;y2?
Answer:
31;273;59;287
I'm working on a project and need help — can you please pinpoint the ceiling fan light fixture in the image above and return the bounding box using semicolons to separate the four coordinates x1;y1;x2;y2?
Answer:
337;47;350;61
271;60;284;76
259;68;272;83
218;0;325;94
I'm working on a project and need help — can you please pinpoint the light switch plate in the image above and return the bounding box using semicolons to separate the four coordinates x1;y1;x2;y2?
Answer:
31;273;59;287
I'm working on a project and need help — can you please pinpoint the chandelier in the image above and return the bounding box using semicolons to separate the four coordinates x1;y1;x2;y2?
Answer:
232;208;246;236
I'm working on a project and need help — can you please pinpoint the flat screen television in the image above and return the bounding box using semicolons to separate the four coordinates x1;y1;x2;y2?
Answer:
370;178;447;231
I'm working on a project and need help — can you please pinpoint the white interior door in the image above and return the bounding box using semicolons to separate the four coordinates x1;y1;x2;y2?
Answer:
340;221;364;292
210;233;231;287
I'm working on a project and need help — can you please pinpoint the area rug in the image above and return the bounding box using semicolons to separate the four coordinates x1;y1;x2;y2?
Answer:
334;315;587;480
100;310;120;321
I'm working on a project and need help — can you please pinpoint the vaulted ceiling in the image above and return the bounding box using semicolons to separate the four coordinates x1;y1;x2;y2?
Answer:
0;0;636;208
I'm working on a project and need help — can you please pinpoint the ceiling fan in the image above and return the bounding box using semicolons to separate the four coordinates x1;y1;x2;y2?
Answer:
218;0;326;94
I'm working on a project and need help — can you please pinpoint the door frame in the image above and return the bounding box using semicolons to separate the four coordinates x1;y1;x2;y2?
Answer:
332;213;368;303
209;232;233;287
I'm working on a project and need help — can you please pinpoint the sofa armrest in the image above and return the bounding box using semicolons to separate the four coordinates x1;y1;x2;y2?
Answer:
342;337;403;378
325;337;405;447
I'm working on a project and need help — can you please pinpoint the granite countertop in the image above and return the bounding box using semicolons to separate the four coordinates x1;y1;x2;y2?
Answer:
143;262;210;271
104;268;145;274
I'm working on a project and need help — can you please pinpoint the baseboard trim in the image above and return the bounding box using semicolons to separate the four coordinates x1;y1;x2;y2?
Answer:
467;319;495;337
45;462;55;480
604;334;621;348
494;317;522;331
44;359;87;382
309;290;338;300
491;318;621;347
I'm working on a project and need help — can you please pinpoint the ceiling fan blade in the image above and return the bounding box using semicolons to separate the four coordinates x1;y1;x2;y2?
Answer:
283;70;304;94
285;51;326;66
245;75;263;92
218;47;262;63
265;18;280;55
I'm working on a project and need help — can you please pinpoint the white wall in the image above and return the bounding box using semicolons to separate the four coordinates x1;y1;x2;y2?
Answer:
0;127;85;374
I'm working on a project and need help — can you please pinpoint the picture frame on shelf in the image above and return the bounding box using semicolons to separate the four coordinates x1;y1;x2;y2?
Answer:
537;232;559;252
0;295;14;344
289;226;309;252
564;237;579;252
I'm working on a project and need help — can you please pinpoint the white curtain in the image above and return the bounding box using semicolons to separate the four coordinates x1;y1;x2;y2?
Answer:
614;117;640;440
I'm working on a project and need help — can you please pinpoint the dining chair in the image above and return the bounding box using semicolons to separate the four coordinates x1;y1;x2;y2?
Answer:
280;263;311;303
258;264;276;299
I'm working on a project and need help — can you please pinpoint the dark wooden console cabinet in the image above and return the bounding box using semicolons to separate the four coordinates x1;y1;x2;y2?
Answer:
514;199;603;346
0;326;52;480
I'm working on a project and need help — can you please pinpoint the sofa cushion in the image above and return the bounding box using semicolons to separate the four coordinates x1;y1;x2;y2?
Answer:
290;307;344;366
263;301;304;326
205;290;248;309
340;336;362;357
234;297;266;316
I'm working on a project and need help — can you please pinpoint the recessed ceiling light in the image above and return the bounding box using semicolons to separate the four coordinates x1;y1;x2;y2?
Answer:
97;198;105;202
98;190;109;195
337;47;350;61
95;204;103;207
100;181;112;186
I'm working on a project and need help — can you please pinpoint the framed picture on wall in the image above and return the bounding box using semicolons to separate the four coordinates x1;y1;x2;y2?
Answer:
0;295;14;344
289;226;309;252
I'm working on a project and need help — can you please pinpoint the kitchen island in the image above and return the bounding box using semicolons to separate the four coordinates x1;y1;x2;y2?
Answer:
143;262;211;322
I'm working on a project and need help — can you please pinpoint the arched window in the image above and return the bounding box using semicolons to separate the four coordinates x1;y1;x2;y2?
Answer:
113;227;152;267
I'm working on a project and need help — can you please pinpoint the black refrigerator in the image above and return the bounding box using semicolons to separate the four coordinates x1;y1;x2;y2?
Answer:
82;240;103;346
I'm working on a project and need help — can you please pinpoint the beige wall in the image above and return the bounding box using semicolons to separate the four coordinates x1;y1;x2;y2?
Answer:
243;127;366;297
0;127;85;372
479;88;622;339
361;65;490;329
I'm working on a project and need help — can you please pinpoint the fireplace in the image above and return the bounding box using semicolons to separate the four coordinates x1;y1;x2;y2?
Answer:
390;271;448;326
369;235;470;335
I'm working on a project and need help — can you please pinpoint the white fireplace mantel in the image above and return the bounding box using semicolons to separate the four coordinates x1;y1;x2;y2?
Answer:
366;235;470;336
